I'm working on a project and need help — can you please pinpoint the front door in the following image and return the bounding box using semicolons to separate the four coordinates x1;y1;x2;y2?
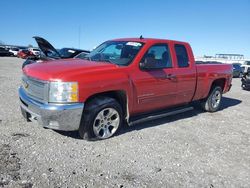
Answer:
131;44;178;114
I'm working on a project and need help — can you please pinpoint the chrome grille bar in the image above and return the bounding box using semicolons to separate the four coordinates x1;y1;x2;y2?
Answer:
22;75;48;103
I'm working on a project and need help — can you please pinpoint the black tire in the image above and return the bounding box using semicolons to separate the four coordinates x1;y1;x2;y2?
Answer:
242;84;250;90
242;83;246;90
201;86;222;112
241;78;246;90
79;97;123;140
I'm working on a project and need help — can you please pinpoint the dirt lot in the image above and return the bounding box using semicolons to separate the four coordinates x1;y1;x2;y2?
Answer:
0;57;249;188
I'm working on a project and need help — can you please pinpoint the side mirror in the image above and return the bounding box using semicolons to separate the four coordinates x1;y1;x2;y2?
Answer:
139;61;148;70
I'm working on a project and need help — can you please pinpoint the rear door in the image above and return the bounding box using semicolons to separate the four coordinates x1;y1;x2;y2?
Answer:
172;43;197;105
131;43;178;114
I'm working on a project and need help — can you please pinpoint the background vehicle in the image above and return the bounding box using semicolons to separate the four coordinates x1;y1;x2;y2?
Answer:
232;63;243;78
74;51;89;59
241;71;250;90
59;48;89;58
0;47;13;56
241;61;250;73
19;38;233;140
22;36;90;68
28;48;40;57
17;49;34;59
9;47;20;56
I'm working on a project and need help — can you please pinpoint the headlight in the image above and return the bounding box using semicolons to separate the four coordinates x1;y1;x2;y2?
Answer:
49;82;78;103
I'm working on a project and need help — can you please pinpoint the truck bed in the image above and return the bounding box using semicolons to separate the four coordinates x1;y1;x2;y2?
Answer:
193;63;233;101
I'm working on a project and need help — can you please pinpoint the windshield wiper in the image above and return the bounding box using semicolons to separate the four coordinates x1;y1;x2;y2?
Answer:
83;57;116;65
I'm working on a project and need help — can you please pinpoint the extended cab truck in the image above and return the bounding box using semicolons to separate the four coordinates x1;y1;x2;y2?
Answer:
19;38;233;140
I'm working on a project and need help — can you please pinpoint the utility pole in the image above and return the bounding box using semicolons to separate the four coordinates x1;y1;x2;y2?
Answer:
78;26;81;48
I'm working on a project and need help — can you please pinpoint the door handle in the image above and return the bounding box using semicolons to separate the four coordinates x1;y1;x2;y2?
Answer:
165;74;176;80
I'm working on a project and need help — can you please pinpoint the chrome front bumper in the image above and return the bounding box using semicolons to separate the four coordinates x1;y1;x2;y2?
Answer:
19;87;84;131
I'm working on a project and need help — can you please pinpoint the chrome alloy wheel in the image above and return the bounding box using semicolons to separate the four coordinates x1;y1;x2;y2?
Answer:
93;108;120;139
211;90;221;109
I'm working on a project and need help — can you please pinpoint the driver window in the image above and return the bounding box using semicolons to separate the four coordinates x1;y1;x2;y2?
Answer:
142;44;172;69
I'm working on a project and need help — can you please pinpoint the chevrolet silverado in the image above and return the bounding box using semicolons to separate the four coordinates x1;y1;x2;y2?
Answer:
19;38;233;140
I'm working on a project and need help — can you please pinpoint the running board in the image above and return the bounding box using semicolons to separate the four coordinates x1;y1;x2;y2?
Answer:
128;106;194;126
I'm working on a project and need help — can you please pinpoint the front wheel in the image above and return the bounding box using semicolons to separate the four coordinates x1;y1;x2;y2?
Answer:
201;86;222;112
79;97;123;140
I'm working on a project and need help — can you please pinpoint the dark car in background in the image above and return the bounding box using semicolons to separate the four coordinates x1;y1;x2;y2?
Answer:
33;36;90;59
232;63;243;78
22;36;90;68
59;48;89;58
241;68;250;90
0;47;13;56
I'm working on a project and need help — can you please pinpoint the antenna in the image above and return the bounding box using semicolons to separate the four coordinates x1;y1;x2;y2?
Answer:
140;35;144;39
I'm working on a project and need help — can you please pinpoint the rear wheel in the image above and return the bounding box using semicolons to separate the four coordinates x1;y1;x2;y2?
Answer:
201;86;222;112
79;97;123;140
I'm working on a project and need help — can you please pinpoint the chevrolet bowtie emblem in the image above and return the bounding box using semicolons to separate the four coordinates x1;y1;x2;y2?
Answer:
23;80;29;89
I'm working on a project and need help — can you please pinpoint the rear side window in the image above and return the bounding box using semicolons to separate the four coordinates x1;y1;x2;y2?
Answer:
175;44;189;68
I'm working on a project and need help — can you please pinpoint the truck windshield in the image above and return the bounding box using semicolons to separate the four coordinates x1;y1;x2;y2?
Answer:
84;41;144;66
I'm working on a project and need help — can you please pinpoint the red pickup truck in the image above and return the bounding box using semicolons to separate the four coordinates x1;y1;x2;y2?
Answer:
19;38;232;140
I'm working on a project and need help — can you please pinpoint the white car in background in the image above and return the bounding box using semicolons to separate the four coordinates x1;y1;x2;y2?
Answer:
28;48;41;56
9;47;20;56
241;61;250;73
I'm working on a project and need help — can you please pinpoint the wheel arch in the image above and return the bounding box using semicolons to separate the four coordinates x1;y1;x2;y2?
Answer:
84;90;129;122
210;78;226;92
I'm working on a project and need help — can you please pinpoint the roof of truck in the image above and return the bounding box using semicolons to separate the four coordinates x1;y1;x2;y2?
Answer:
112;38;189;45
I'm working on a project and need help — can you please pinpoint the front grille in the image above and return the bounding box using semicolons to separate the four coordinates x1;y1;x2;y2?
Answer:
22;75;48;103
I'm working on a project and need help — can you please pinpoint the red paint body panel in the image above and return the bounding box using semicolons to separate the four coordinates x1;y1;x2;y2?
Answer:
17;50;32;59
193;64;233;100
23;38;233;117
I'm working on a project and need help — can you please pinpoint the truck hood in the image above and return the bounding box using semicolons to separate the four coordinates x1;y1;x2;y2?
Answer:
33;36;61;58
23;58;117;81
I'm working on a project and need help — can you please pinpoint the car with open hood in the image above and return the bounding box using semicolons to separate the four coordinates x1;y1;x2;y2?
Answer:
22;36;90;68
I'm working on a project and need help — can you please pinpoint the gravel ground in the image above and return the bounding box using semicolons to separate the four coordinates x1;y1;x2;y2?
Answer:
0;57;249;188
